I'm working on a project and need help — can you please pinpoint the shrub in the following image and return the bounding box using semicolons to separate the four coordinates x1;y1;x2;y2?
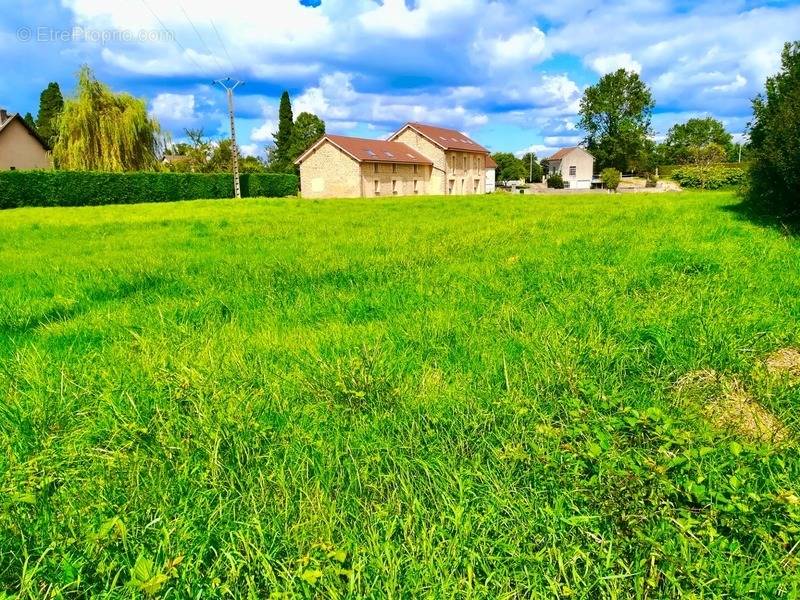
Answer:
547;173;564;189
670;164;748;190
0;171;298;209
747;41;800;215
601;168;621;191
646;174;658;188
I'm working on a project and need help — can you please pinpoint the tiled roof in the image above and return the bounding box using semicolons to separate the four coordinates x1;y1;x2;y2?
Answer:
396;122;489;153
485;154;497;168
319;134;433;165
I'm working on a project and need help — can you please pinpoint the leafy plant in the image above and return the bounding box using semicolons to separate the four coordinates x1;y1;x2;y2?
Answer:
601;167;621;191
747;40;800;215
670;164;748;189
547;172;564;188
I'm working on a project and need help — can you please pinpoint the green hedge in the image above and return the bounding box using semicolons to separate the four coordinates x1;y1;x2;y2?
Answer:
669;164;749;190
660;162;750;179
0;171;298;209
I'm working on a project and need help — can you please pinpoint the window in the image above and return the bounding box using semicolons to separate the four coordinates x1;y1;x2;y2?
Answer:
569;165;576;176
374;163;379;173
414;179;419;194
463;156;467;170
413;164;418;174
474;179;480;193
461;179;465;193
392;179;398;195
449;155;454;172
392;163;397;173
374;180;380;195
448;179;455;194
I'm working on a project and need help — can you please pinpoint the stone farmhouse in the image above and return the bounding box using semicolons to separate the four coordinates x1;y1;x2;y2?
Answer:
295;122;494;198
0;109;51;171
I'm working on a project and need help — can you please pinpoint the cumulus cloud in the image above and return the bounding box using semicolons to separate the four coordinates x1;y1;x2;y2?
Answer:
588;52;642;75
478;26;548;68
250;119;276;143
151;93;196;121
712;74;747;93
26;0;798;155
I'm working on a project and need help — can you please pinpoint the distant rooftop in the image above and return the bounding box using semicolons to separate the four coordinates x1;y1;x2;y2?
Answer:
398;122;489;153
301;134;433;165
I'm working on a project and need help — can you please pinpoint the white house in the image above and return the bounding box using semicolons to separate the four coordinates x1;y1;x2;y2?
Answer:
485;154;496;192
542;147;595;189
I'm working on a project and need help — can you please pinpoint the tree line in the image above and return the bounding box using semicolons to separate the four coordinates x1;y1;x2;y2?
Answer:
576;43;799;216
577;69;748;175
20;68;326;175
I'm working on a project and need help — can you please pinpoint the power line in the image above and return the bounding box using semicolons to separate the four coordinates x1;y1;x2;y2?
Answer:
209;18;239;77
176;1;226;74
138;0;205;74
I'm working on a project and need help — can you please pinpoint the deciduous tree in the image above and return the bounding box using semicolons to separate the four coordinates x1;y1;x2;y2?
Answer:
578;69;655;172
748;41;800;215
519;152;543;183
53;67;163;171
662;118;734;164
289;112;325;164
492;152;527;183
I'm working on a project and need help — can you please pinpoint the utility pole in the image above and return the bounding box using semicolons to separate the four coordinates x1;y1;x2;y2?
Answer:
213;78;244;199
529;152;533;182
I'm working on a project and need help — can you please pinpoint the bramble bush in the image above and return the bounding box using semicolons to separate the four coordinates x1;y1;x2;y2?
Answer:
670;164;748;189
0;171;298;209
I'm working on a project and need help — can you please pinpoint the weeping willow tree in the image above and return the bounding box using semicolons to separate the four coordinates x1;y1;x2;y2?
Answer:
53;67;165;171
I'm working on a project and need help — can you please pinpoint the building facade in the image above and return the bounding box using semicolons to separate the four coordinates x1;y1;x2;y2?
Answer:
541;147;595;189
0;109;51;170
296;122;492;199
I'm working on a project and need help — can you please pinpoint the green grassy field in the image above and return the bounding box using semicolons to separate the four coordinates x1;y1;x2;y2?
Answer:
1;191;799;598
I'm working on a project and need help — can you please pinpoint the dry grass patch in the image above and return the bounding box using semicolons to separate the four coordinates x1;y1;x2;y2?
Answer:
675;369;790;444
765;347;800;378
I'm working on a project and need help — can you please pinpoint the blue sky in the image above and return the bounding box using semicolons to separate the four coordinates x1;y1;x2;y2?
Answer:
1;0;799;157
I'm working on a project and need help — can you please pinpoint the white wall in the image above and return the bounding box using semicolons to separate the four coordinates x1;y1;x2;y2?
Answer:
485;168;495;192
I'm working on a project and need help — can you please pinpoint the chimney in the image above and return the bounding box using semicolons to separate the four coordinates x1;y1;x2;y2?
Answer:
0;109;8;124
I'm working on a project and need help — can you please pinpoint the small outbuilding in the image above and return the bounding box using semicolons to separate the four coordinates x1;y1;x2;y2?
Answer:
0;109;51;170
542;147;594;189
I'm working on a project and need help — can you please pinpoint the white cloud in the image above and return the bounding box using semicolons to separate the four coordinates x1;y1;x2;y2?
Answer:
358;0;478;38
151;93;196;121
589;52;642;75
239;143;261;157
50;0;800;155
251;119;276;143
477;26;548;68
712;74;747;93
543;135;583;147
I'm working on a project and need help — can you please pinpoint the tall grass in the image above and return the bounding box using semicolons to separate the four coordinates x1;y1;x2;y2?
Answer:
1;192;799;597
